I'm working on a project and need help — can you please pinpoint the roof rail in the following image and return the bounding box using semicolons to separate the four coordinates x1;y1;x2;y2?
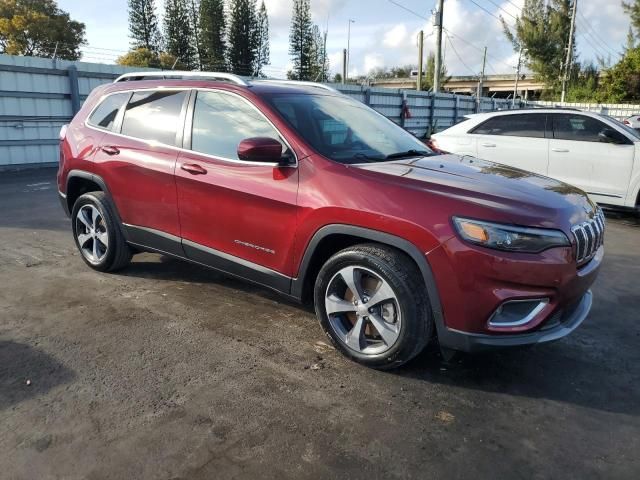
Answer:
253;79;339;92
113;71;249;86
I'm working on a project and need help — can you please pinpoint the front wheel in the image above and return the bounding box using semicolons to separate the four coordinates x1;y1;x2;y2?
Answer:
314;244;433;369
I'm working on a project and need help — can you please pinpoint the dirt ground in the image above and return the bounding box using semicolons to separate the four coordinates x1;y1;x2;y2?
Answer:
1;168;639;480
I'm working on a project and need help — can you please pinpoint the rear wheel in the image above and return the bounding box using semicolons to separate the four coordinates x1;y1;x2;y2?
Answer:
71;192;132;272
314;244;433;369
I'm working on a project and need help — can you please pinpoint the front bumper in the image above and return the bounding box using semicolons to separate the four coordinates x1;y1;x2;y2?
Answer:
437;290;592;352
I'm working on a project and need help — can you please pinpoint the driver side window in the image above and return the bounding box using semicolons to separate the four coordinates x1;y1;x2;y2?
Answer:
190;90;284;160
552;114;624;143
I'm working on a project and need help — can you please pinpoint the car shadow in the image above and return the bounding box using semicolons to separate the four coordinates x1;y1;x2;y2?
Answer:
396;340;640;416
0;340;75;410
120;254;311;312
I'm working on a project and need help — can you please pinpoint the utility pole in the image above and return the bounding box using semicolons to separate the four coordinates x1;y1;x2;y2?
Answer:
433;0;444;92
561;0;578;103
346;19;355;82
417;31;424;91
342;48;347;84
477;46;487;108
513;46;523;107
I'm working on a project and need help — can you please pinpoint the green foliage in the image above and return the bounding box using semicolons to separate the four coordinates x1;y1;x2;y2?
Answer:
503;0;575;90
333;72;342;83
288;0;313;80
199;0;226;71
255;0;269;76
423;52;450;90
227;0;258;76
623;0;640;40
596;47;640;102
565;63;599;102
127;0;161;52
188;0;202;70
0;0;86;60
116;47;181;69
164;0;197;70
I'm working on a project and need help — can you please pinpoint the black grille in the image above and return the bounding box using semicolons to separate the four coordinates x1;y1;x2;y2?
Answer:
571;208;605;265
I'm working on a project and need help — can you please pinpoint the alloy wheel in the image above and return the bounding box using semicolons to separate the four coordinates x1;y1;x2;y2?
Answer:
324;266;402;355
75;204;109;264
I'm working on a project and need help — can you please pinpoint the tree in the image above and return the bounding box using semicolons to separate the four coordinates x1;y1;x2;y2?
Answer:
333;72;342;83
423;52;450;90
288;0;313;80
127;0;161;52
309;24;328;81
596;47;640;102
502;0;575;93
164;0;197;70
254;0;269;76
199;0;226;71
0;0;86;60
116;47;181;69
227;0;258;76
623;0;640;40
189;0;203;69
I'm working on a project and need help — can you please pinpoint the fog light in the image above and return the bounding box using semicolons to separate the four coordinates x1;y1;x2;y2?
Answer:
488;299;549;328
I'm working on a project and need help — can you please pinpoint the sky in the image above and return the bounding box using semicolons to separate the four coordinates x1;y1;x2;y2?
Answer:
57;0;631;78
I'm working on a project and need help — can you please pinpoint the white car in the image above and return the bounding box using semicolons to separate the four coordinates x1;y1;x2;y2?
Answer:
623;114;640;130
431;109;640;209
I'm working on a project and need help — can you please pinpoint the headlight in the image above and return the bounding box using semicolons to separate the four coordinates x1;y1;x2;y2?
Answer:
452;217;570;253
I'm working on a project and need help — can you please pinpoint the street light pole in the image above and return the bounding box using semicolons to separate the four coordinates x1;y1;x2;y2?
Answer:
346;19;355;82
513;46;523;107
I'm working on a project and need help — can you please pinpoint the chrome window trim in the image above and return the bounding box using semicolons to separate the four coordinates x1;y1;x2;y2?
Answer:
83;86;298;168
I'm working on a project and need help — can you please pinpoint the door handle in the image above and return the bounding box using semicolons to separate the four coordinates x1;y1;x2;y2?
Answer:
181;163;207;175
552;148;569;153
481;143;496;147
100;145;120;156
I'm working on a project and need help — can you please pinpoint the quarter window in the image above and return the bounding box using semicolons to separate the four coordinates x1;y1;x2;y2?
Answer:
121;90;188;145
87;93;129;131
190;90;283;160
471;114;546;138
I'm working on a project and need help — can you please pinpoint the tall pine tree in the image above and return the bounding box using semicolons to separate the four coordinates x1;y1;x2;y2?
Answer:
255;1;270;77
288;0;313;80
200;0;227;71
188;0;204;69
164;0;197;70
227;0;258;76
128;0;162;52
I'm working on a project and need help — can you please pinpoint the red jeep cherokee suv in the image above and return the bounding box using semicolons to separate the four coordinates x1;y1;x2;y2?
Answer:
57;72;604;369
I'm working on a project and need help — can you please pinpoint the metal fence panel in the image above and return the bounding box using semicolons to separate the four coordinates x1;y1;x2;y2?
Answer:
5;53;640;167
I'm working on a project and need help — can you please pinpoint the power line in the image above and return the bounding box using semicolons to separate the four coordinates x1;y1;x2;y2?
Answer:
443;28;515;71
484;0;518;21
444;31;478;76
385;0;429;20
464;0;504;23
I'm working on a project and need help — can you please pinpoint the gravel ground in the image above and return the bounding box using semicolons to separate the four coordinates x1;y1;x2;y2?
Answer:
1;168;639;480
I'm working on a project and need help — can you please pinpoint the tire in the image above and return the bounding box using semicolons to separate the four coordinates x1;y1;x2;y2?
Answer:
71;191;132;272
314;243;433;369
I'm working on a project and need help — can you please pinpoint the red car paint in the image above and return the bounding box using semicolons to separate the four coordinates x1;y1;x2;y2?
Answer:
58;79;603;349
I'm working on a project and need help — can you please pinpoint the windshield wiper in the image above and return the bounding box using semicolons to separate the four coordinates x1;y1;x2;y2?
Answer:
384;149;431;160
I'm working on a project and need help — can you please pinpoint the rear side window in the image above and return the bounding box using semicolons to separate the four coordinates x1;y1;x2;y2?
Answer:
87;92;129;131
471;114;546;138
551;114;627;143
190;90;283;160
121;90;188;145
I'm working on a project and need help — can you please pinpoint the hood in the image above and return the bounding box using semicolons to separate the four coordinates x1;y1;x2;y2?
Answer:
353;154;597;229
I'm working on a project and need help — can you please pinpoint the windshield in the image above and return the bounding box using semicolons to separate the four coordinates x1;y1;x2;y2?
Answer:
264;93;433;164
606;115;640;140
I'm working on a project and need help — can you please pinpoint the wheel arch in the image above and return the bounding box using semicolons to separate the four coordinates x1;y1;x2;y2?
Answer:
66;170;127;238
291;225;446;335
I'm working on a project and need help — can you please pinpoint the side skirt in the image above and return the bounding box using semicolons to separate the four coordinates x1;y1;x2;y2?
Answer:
122;224;294;299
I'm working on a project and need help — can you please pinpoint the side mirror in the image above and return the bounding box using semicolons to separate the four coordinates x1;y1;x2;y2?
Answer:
237;137;286;163
598;128;626;145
